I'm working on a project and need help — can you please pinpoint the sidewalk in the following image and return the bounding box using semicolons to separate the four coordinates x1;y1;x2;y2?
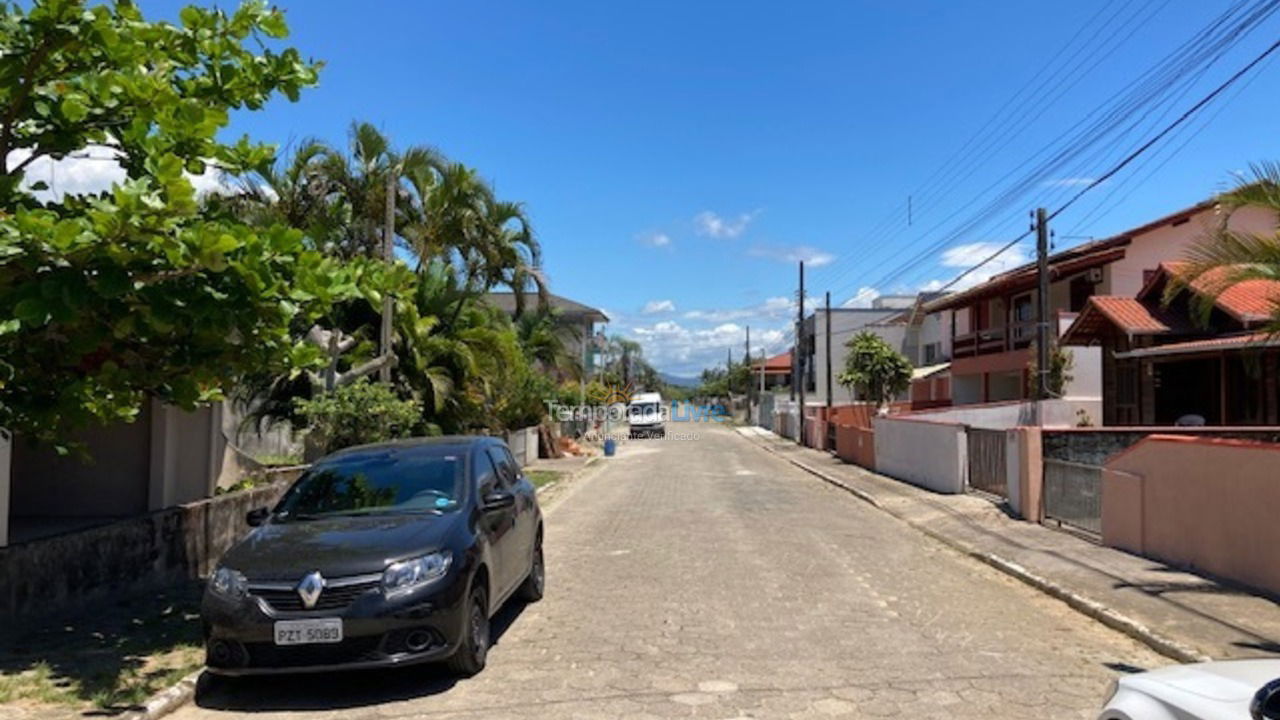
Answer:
736;425;1280;664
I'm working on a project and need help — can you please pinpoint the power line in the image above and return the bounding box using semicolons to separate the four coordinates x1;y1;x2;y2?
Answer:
834;0;1280;299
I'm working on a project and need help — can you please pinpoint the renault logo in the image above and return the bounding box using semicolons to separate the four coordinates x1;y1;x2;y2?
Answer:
296;571;325;609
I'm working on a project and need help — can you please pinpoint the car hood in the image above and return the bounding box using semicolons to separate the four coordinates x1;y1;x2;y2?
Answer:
1127;659;1280;703
219;511;464;581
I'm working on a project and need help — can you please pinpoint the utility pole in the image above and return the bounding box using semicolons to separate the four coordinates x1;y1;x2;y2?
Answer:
796;261;806;445
745;325;752;419
825;291;833;410
1035;207;1051;406
379;170;396;384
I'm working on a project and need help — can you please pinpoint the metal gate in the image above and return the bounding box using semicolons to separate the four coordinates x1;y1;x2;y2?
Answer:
966;428;1007;497
1043;459;1102;536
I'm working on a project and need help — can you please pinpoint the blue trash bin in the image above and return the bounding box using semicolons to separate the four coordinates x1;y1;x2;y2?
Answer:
603;438;616;457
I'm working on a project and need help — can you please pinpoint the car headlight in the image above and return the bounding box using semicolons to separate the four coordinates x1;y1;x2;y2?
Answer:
383;551;452;598
210;566;248;599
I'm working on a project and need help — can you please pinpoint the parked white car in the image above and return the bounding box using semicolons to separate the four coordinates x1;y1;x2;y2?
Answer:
1099;659;1280;719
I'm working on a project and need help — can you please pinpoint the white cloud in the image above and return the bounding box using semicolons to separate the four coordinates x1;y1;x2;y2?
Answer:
1043;177;1097;188
841;286;881;308
936;241;1031;290
748;243;835;267
694;210;757;239
682;295;804;323
11;146;239;201
628;319;786;375
641;299;676;314
638;231;671;248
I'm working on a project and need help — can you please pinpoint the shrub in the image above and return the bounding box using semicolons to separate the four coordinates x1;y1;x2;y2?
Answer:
295;381;421;455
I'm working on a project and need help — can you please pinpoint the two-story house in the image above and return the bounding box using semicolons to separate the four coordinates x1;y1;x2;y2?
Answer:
919;199;1275;406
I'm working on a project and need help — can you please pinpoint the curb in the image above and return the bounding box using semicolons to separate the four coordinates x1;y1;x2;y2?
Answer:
120;669;201;720
740;430;1212;665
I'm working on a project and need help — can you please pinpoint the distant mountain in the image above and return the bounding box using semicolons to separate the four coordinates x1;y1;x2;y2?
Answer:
659;372;700;388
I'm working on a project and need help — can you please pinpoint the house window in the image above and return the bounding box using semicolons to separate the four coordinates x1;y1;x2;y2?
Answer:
1011;294;1033;342
1069;275;1095;312
924;342;941;365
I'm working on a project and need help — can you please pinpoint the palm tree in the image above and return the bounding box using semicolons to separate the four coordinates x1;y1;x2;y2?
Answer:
1169;163;1280;332
514;305;582;380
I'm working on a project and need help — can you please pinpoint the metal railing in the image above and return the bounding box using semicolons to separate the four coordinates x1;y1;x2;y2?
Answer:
1043;458;1102;536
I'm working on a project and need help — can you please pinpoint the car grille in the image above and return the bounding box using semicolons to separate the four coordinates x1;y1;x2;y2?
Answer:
251;580;381;613
244;636;383;668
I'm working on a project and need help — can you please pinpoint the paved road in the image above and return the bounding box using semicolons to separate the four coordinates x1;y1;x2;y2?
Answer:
180;424;1164;719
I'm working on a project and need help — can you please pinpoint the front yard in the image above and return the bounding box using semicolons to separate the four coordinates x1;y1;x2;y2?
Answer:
0;582;205;717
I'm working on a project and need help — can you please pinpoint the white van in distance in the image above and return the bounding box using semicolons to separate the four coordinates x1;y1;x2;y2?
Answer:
627;392;665;439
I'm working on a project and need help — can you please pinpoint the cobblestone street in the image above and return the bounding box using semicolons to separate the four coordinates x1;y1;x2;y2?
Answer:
177;424;1165;719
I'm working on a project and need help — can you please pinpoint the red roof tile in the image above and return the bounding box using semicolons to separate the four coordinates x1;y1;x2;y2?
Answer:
1145;262;1280;324
753;351;792;373
1061;296;1192;345
1089;297;1184;334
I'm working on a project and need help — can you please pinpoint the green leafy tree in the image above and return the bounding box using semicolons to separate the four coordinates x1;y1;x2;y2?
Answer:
294;380;420;456
836;332;912;409
0;0;359;445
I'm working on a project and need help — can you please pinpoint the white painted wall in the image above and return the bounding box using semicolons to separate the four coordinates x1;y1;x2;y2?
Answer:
1063;345;1101;400
902;398;1100;429
873;416;966;493
917;309;953;365
810;308;903;405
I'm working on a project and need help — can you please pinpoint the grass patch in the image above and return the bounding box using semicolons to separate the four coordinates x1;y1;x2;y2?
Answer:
0;582;204;715
527;469;561;488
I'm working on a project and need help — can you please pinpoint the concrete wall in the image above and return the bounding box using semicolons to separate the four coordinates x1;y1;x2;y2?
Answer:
834;425;876;469
873;416;967;494
506;426;539;467
1064;345;1102;403
11;403;154;519
0;467;303;622
1102;435;1280;596
901;398;1100;430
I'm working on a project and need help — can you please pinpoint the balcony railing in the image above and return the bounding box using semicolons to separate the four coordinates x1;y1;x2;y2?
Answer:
953;321;1036;358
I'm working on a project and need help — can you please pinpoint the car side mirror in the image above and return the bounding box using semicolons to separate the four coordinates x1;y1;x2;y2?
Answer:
1253;679;1280;720
482;491;516;513
246;507;269;527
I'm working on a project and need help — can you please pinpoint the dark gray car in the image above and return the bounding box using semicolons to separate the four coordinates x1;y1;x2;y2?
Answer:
200;436;544;677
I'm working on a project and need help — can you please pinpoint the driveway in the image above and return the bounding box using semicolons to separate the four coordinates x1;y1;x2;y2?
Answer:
177;423;1164;719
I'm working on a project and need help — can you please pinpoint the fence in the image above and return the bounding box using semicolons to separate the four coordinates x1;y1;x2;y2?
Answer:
1043;458;1102;536
966;428;1007;497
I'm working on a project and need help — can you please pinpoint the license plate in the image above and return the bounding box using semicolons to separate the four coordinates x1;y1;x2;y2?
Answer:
273;618;343;645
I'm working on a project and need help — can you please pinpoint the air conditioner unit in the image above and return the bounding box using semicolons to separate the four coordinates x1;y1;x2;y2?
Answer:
1086;267;1104;284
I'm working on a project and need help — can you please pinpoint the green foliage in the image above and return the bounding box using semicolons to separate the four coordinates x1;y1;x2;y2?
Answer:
836;332;912;407
1027;343;1074;398
697;359;753;398
295;380;420;455
0;0;334;444
1168;162;1280;333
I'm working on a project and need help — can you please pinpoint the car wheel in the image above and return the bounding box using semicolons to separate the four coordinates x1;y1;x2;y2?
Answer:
446;584;489;676
517;534;545;602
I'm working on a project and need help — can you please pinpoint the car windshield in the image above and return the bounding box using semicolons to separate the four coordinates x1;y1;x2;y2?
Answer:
274;449;464;520
631;402;659;415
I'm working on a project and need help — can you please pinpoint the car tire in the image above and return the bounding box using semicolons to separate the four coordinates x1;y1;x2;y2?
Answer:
446;584;489;677
517;533;545;603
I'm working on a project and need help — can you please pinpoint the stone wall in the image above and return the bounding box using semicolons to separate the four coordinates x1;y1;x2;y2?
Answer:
0;467;302;622
1043;428;1280;466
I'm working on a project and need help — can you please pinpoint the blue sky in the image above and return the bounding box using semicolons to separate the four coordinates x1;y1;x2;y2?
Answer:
142;0;1280;375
